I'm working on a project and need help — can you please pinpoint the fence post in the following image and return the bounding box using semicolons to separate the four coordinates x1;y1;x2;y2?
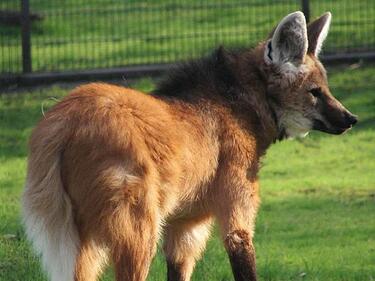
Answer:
21;0;32;73
301;0;310;23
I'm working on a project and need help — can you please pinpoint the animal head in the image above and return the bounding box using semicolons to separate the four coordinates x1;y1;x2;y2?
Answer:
263;11;357;138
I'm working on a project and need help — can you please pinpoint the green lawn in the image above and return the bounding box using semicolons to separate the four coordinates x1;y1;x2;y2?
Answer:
0;64;375;281
1;0;375;73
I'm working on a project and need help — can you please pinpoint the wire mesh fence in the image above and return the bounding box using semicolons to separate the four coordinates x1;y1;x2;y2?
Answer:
0;0;374;76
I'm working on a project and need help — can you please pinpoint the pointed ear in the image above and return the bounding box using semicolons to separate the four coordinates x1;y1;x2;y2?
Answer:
265;11;308;66
307;12;332;56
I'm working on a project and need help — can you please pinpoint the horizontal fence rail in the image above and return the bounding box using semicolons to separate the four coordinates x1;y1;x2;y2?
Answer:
0;0;374;84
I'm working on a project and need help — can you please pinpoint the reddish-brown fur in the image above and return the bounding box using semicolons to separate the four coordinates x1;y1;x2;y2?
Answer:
22;12;357;281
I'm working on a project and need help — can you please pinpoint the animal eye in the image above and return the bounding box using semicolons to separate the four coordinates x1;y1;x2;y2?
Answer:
309;88;322;98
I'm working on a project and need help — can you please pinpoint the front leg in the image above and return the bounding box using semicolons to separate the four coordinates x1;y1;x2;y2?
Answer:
215;179;260;281
225;229;257;281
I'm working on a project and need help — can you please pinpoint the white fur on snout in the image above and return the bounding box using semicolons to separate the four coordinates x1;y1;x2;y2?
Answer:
279;111;312;138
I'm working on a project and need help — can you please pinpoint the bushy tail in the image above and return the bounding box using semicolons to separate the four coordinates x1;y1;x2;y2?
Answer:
22;118;79;281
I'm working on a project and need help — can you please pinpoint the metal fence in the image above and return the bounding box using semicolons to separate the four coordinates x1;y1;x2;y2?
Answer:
0;0;374;79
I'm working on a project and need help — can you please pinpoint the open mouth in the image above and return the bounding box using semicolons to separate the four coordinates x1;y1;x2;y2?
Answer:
312;119;351;135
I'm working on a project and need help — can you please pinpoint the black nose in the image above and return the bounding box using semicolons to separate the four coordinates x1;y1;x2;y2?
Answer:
345;112;358;126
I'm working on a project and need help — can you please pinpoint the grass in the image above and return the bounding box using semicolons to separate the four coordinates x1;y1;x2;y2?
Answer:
1;63;375;281
1;0;375;73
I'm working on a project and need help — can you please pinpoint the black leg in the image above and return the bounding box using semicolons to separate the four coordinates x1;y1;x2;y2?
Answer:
225;230;257;281
167;260;184;281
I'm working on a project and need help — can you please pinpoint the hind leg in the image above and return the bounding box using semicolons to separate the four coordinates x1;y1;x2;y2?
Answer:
74;240;108;281
112;217;160;281
113;241;156;281
66;159;164;281
108;189;161;281
164;215;213;281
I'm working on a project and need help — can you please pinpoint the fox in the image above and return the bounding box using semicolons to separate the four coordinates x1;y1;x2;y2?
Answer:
22;11;357;281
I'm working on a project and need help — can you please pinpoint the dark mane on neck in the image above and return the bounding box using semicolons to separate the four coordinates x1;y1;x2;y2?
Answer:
153;45;278;146
153;47;244;102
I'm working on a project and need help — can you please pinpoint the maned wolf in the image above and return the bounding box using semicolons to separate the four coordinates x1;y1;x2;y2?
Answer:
22;11;357;281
